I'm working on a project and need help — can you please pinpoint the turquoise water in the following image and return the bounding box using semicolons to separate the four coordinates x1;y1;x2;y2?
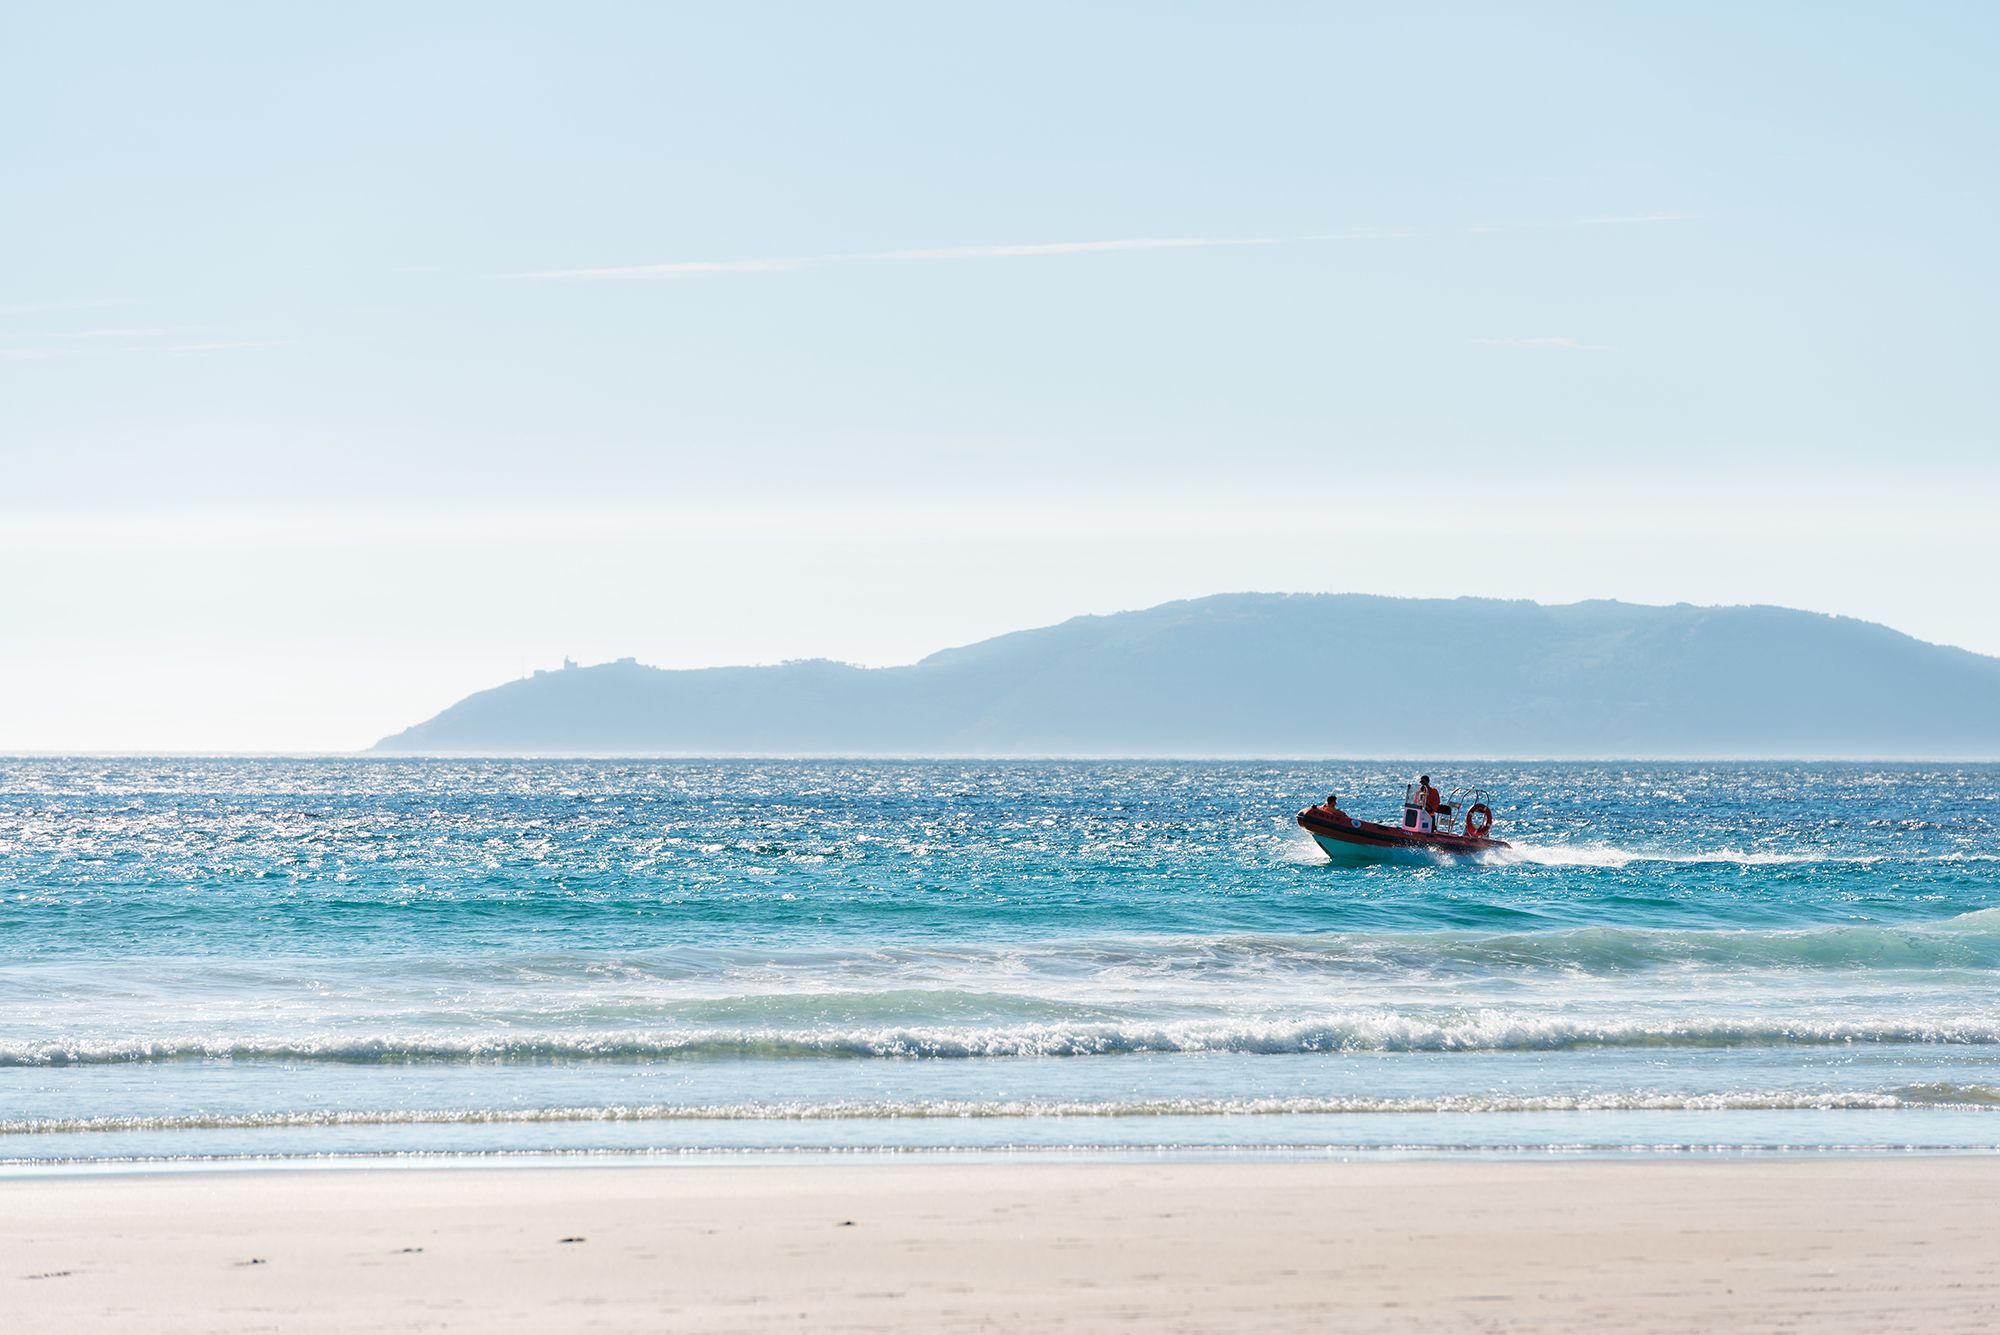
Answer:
4;759;1998;1164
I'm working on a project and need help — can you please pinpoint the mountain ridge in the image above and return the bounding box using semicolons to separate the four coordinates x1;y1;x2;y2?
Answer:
371;594;2000;758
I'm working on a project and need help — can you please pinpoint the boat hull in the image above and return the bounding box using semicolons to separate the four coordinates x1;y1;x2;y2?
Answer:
1297;804;1509;866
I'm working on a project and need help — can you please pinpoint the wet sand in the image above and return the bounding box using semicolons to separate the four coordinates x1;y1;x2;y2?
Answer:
6;1157;1999;1333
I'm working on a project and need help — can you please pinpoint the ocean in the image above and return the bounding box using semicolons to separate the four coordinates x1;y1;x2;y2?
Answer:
4;758;1997;1167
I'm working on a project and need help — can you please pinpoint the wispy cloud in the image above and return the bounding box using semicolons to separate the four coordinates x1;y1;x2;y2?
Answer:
505;231;1410;281
158;338;293;354
1470;336;1610;351
0;326;198;341
1461;212;1697;235
504;215;1689;281
0;335;291;363
0;298;136;317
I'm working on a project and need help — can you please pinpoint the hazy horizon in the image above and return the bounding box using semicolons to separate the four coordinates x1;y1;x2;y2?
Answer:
7;3;1997;751
364;594;2000;761
1;589;1994;757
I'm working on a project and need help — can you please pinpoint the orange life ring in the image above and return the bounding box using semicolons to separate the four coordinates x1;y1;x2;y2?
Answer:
1466;803;1493;837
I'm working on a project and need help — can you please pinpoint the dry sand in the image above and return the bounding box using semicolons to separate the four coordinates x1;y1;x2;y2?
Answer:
6;1157;1998;1333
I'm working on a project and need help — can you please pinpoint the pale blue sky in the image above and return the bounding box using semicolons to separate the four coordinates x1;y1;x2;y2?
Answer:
4;2;1996;749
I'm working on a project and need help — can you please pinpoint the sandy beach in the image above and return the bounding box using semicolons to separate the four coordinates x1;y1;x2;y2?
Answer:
5;1157;1997;1333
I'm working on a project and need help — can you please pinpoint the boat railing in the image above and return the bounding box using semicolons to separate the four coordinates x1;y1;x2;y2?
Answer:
1399;785;1495;836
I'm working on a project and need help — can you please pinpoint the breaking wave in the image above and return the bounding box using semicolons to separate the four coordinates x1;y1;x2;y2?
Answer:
12;1012;2000;1066
12;1086;2000;1137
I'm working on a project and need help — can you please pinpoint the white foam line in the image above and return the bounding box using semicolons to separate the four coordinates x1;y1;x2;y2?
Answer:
16;1087;2000;1136
11;1013;2000;1066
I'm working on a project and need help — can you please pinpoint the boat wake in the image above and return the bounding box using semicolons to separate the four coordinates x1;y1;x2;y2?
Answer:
1488;842;1880;869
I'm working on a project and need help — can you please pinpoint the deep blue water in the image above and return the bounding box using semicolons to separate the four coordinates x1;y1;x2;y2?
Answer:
3;759;1997;1164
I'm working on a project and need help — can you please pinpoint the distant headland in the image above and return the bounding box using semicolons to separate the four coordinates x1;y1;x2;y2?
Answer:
371;594;2000;758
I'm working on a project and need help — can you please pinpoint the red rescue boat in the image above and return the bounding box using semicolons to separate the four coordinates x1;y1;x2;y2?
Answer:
1297;783;1510;865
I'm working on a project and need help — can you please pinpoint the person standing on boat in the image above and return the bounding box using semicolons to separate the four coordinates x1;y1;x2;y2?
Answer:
1417;775;1441;815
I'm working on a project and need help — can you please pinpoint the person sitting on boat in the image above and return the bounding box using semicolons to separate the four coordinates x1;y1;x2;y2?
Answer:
1417;775;1441;815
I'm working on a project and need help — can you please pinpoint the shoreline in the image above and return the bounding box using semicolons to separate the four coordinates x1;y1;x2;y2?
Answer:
9;1158;2000;1332
8;1139;2000;1179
